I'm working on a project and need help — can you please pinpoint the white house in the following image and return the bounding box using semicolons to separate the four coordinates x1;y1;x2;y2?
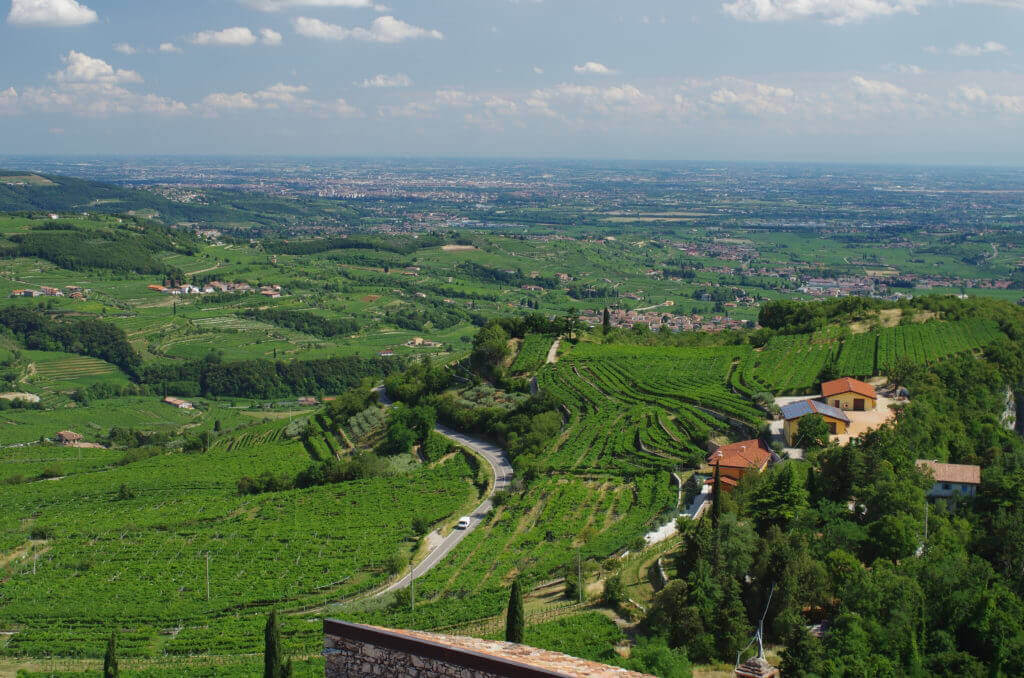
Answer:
916;460;981;499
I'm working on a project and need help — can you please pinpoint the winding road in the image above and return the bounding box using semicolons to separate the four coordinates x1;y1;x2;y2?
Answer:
372;389;514;595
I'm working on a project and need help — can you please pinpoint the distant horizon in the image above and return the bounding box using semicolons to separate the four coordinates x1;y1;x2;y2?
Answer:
4;154;1024;171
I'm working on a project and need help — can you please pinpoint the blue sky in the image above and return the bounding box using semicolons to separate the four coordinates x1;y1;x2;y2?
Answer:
1;0;1023;162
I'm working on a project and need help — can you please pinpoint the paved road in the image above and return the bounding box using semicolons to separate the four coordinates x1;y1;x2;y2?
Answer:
374;391;514;595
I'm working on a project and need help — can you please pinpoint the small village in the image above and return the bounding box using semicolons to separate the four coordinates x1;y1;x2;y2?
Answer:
146;280;282;298
9;285;88;300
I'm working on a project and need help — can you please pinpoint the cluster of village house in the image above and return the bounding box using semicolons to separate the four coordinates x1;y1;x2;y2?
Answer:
9;285;86;300
147;281;282;298
708;377;981;501
580;307;749;333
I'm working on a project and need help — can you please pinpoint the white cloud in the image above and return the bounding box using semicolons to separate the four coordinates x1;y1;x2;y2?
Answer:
0;87;18;115
951;84;1024;114
260;28;283;45
202;92;259;109
948;41;1008;56
359;73;412;88
12;82;187;117
887;63;924;74
200;83;360;116
113;43;137;55
159;42;182;53
573;61;616;75
0;50;191;117
192;27;260;46
254;82;310;106
851;75;907;96
328;98;360;116
242;0;377;10
533;66;544;74
709;81;795;114
52;51;142;84
722;0;929;25
7;0;98;26
293;15;443;42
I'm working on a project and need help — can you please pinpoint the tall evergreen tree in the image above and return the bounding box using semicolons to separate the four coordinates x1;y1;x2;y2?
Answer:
506;579;525;643
602;307;611;335
711;465;722;529
264;609;286;678
103;631;119;678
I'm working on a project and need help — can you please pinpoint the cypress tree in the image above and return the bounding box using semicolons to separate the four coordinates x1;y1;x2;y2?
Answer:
103;631;119;678
505;579;525;644
711;465;722;529
602;307;611;335
264;609;284;678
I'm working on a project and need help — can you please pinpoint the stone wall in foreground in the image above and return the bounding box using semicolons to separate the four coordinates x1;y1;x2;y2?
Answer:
323;619;654;678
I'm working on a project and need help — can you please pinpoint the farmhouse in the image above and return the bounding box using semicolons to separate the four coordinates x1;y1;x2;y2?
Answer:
917;459;981;499
821;377;877;411
706;439;775;491
40;286;63;297
163;396;194;409
55;431;83;446
781;400;850;446
298;396;319;406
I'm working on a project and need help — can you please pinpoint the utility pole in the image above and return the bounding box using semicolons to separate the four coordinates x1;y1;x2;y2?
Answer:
410;573;415;610
923;502;929;543
577;553;585;606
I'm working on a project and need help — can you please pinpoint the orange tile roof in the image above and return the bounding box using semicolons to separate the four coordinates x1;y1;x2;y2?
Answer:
917;459;981;485
708;439;773;470
821;377;877;399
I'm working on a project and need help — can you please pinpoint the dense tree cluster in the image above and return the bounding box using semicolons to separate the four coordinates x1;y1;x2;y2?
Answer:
241;308;358;337
265;234;443;256
140;352;398;399
3;224;194;275
454;262;559;290
389;302;466;331
636;348;1024;675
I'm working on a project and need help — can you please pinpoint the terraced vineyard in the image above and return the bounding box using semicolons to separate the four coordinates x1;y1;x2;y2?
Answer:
741;331;841;394
743;319;1005;393
536;342;760;473
25;350;130;406
510;334;554;374
349;472;674;631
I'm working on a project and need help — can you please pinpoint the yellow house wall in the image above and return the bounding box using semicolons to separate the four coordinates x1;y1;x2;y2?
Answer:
824;392;876;411
785;415;849;445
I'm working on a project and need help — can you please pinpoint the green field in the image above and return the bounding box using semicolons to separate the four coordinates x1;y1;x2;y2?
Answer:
0;419;479;662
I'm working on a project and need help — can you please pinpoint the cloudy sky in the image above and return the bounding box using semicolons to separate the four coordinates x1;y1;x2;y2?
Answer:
1;0;1023;162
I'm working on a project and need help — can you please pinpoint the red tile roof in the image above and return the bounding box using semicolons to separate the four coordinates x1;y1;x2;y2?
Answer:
917;460;981;485
821;377;877;399
708;439;773;470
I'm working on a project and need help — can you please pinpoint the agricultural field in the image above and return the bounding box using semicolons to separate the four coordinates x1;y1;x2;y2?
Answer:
743;319;1005;393
0;417;481;663
743;330;842;394
537;342;762;473
509;334;554;374
342;472;674;631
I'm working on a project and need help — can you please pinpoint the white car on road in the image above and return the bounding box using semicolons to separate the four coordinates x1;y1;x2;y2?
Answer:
456;516;472;529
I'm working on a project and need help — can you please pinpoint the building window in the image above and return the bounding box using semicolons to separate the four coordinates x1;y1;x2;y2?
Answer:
942;483;951;490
